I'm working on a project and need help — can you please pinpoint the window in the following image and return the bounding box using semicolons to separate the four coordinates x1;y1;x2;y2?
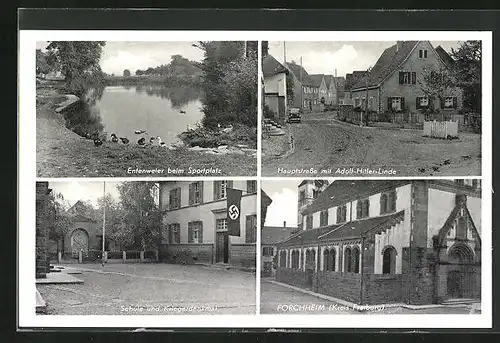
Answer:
168;188;181;209
323;248;336;271
263;246;274;256
303;100;308;107
336;205;347;223
380;191;397;214
313;189;319;199
418;49;428;59
168;223;180;244
454;179;465;186
305;249;316;269
398;71;416;85
245;215;257;243
189;181;203;205
344;247;352;272
279;251;287;267
362;199;369;218
291;250;299;269
356;201;363;219
246;180;257;193
299;190;306;206
419;97;429;107
456;217;467;240
306;215;313;229
443;96;457;109
188;221;203;243
382;246;397;274
213;180;232;200
216;218;227;231
354;98;360;107
352;246;360;273
390;97;403;111
320;210;329;227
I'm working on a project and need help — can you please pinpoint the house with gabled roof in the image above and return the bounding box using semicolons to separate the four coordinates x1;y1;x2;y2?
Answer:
343;71;368;106
276;179;482;306
310;74;327;107
285;61;320;112
350;41;462;117
263;54;289;124
261;223;298;277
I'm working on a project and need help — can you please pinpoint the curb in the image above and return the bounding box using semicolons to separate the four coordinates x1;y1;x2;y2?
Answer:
266;279;479;312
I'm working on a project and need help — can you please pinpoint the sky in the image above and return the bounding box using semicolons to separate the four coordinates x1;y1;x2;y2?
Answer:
268;41;462;78
48;181;122;208
36;41;204;76
262;180;301;228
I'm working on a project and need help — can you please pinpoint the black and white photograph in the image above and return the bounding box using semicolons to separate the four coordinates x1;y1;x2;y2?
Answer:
35;180;257;315
261;179;482;315
36;40;258;177
261;40;482;177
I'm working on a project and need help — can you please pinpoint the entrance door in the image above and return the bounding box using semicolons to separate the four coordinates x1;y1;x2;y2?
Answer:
71;228;89;258
278;96;285;124
216;231;229;263
447;270;462;298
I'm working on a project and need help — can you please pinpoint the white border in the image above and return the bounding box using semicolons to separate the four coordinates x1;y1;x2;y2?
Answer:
19;30;492;329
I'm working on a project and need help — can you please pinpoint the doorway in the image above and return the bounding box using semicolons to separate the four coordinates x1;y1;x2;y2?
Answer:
216;231;229;263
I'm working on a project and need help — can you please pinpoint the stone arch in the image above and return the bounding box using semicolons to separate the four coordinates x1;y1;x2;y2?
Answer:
446;243;476;299
382;245;397;274
70;228;89;258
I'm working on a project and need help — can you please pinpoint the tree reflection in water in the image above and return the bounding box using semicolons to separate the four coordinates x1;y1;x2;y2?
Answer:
63;85;105;137
134;84;203;110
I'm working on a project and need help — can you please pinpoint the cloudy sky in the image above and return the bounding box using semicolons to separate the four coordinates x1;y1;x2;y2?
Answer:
262;180;302;228
48;181;122;208
36;41;204;75
268;41;461;78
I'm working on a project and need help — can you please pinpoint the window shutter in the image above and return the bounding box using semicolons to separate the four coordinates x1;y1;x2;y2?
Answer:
177;188;181;208
411;72;416;84
387;97;391;111
398;72;403;84
198;222;203;243
168;225;173;243
199;181;204;204
453;97;458;109
213;181;219;200
189;184;194;205
401;97;405;111
440;97;445;109
228;180;233;190
188;223;193;243
416;97;421;109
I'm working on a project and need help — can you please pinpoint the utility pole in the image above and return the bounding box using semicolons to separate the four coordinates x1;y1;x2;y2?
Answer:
101;182;106;267
283;41;286;64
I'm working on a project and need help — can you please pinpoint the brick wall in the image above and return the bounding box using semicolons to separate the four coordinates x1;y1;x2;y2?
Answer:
161;243;213;264
314;271;361;304
361;274;404;305
231;243;256;268
36;183;50;278
276;267;309;289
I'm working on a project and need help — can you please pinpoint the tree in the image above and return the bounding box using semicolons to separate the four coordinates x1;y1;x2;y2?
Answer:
451;40;481;113
135;69;143;76
419;66;459;117
94;194;128;250
117;182;165;252
286;73;294;102
36;49;51;75
123;69;131;77
46;192;75;251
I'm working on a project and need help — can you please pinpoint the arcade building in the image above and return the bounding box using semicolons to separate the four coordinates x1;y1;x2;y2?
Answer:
276;179;481;305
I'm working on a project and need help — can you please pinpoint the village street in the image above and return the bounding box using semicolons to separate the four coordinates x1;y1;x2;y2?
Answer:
37;263;256;315
260;280;478;315
262;112;481;177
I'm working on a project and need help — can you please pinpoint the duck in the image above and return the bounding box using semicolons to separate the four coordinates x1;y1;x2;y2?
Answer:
93;138;103;147
120;137;129;144
110;133;119;143
84;132;91;139
137;137;146;146
135;129;147;135
150;137;156;143
157;136;166;146
179;110;186;114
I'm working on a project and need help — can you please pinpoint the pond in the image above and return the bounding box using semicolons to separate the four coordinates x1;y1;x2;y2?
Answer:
63;84;204;146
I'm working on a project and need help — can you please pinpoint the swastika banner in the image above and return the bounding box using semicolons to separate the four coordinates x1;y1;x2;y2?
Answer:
227;188;242;236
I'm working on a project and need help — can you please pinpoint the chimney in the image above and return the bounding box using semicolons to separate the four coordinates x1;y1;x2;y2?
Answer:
283;221;286;228
396;41;404;52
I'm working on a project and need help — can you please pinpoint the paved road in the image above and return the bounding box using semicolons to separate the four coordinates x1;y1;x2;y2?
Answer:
262;112;481;177
260;280;477;315
37;263;256;315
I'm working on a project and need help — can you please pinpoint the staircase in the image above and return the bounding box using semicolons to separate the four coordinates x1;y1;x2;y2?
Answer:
263;119;285;136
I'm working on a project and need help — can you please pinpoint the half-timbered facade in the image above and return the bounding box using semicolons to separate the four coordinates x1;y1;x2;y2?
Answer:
276;179;481;305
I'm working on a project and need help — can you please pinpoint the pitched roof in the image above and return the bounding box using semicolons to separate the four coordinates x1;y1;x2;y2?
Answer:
345;71;368;90
285;62;315;86
279;225;340;246
309;74;325;87
351;41;419;90
324;75;335;88
319;210;405;241
261;189;273;207
434;45;455;68
301;180;411;216
262;54;288;77
73;214;94;222
262;226;298;245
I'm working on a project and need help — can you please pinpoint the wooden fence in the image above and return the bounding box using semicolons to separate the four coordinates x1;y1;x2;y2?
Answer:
423;120;459;139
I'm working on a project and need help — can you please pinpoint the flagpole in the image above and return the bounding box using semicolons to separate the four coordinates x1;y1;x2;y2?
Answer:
102;181;106;266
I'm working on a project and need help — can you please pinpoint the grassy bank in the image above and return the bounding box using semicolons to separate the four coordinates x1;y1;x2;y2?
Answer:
36;87;256;177
178;124;257;149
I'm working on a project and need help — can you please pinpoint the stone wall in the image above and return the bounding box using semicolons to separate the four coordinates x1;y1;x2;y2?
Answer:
314;271;361;304
36;182;51;279
161;243;213;264
231;243;256;268
361;274;404;305
276;267;309;289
